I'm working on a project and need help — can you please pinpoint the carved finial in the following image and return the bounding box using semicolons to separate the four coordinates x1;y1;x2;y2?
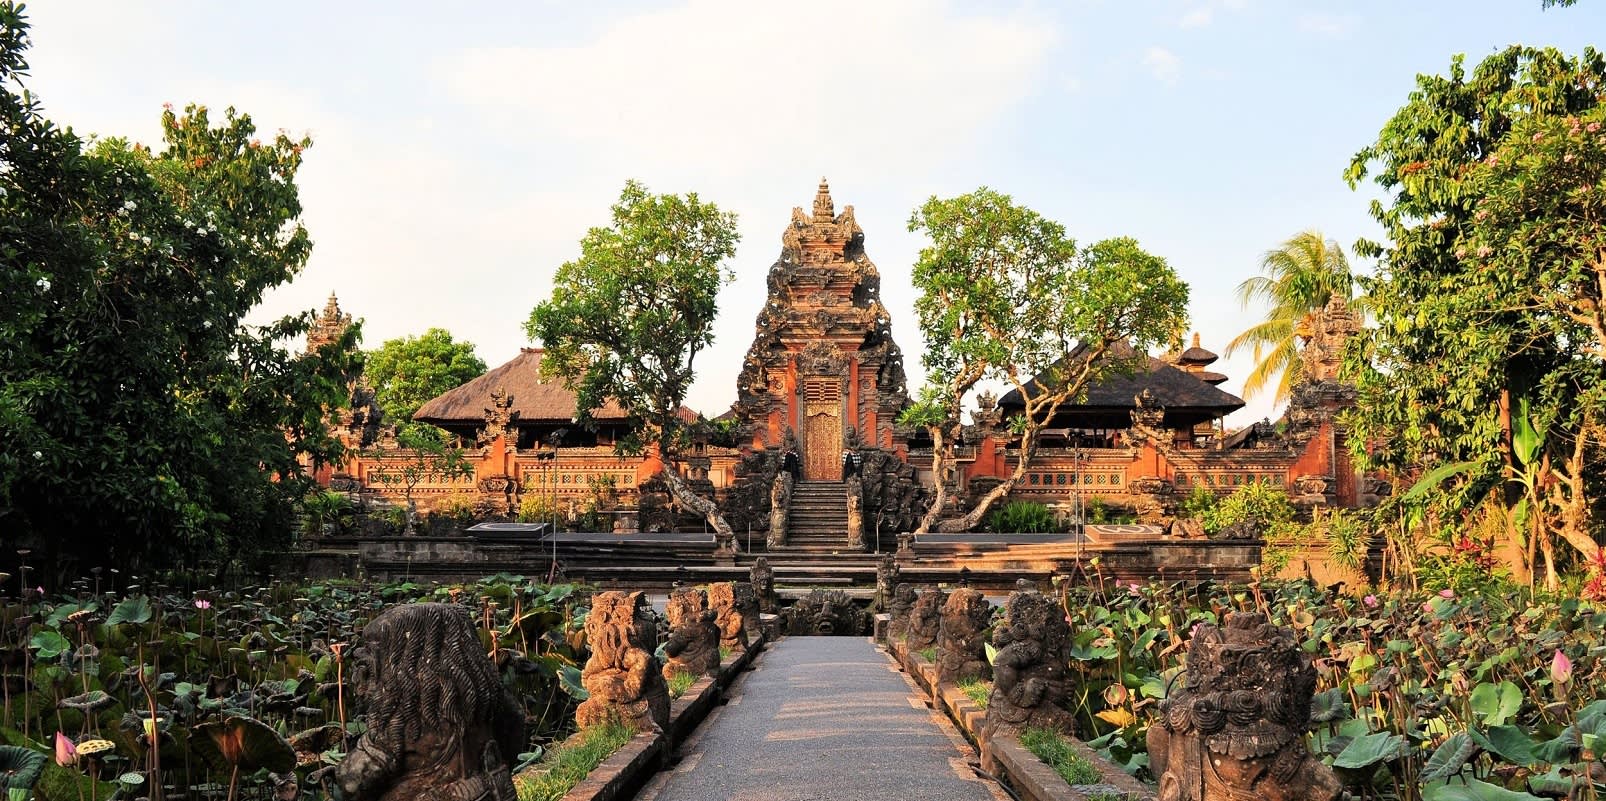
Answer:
1191;331;1201;348
813;177;834;221
307;291;354;354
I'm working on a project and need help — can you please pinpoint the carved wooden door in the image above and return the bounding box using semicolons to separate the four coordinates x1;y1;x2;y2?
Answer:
802;378;843;481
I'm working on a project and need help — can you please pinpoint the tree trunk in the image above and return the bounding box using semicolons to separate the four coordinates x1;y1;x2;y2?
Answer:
934;437;1037;533
915;424;954;535
658;460;733;536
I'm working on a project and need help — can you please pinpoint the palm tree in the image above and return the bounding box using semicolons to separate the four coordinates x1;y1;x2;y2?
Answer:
1226;231;1359;403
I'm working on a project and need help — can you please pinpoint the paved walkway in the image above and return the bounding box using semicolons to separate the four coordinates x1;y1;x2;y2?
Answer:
641;636;1006;801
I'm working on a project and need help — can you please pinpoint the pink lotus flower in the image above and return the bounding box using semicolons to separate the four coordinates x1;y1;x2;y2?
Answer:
54;732;76;767
1422;602;1435;614
1363;594;1379;608
194;598;211;610
1439;589;1455;599
1553;649;1573;685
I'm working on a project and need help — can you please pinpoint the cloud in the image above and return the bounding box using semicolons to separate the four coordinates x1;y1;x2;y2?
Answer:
1142;46;1183;85
1179;8;1213;28
440;0;1056;182
1297;13;1355;38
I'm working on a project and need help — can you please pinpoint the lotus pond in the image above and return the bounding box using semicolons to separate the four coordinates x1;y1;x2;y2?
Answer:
1;575;588;801
1060;576;1606;801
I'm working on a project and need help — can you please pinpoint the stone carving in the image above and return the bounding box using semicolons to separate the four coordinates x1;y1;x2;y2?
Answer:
336;603;522;801
576;591;670;733
1296;293;1360;385
707;582;755;652
872;554;899;612
1130;474;1178;524
983;591;1078;770
477;387;519;448
936;588;993;685
1290;474;1335;509
750;557;776;614
306;292;354;354
787;588;866;636
905;587;946;651
768;470;792;548
661;586;720;681
1148;612;1341;801
886;583;918;641
858;448;925;536
845;476;865;550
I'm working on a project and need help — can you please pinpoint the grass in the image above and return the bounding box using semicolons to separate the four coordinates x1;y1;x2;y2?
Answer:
1019;727;1101;786
918;646;937;662
667;669;697;699
957;678;990;709
514;720;635;801
1085;793;1127;801
720;645;732;662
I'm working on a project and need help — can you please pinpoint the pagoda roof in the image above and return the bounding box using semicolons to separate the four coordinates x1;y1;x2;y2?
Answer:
997;341;1245;416
1171;332;1219;366
413;348;633;426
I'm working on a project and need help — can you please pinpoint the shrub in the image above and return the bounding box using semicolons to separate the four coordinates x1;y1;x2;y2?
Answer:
987;500;1060;533
1214;479;1294;533
435;493;479;523
1180;483;1220;531
519;494;558;524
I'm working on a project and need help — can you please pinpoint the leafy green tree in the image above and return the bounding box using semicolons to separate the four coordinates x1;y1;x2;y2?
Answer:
1345;45;1606;588
525;180;740;535
1225;230;1360;403
901;189;1190;533
0;3;355;577
365;426;474;534
364;328;486;434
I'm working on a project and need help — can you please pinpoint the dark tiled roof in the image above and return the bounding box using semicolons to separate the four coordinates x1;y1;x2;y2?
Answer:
413;348;632;425
997;341;1244;415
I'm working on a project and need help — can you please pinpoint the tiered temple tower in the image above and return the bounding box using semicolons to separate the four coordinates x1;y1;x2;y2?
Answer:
734;180;910;480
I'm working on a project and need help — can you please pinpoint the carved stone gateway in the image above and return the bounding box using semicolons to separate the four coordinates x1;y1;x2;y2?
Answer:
905;587;947;651
707;582;755;652
661;586;720;681
983;590;1077;759
936;588;993;685
337;603;522;801
577;592;670;733
1148;612;1341;801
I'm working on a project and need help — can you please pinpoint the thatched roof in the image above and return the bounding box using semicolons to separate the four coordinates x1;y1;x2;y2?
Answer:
997;341;1244;416
413;348;632;426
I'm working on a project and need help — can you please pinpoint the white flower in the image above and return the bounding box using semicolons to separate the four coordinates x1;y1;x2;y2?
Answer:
32;451;42;460
128;232;139;240
141;236;151;246
36;277;49;291
122;199;136;211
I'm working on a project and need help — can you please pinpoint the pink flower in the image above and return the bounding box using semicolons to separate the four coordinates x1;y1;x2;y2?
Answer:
54;732;76;767
1363;594;1379;608
1422;602;1435;613
1553;649;1573;685
194;598;211;610
1588;121;1602;133
1439;589;1455;599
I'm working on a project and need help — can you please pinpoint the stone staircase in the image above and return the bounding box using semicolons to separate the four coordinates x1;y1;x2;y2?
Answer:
781;480;856;552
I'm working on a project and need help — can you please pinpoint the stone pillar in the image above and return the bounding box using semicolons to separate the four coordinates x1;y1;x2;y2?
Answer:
576;591;670;733
768;472;792;548
662;586;720;681
846;476;865;550
936;588;992;685
1148;612;1341;801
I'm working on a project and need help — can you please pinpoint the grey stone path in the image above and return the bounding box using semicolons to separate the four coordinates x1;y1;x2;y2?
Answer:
640;636;1006;801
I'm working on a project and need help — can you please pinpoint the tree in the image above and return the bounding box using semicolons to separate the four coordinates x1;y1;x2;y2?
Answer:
525;180;740;535
364;328;486;435
901;189;1190;533
365;426;474;534
0;3;355;577
1225;231;1360;403
1345;45;1606;589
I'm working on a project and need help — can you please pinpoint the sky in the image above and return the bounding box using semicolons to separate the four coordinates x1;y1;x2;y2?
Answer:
19;0;1606;426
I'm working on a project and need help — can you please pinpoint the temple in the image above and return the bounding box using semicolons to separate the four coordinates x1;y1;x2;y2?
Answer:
733;178;910;474
310;182;1377;584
